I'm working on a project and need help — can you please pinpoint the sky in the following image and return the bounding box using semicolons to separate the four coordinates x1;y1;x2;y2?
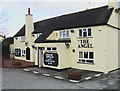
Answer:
0;0;115;37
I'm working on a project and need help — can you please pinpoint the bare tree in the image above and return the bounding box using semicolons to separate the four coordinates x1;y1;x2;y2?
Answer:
0;2;13;37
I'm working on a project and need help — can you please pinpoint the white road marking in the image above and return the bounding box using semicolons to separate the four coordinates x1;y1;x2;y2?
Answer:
33;71;39;74
104;72;108;74
95;74;101;77
69;80;79;83
54;76;63;80
85;77;92;80
43;74;50;77
23;69;29;72
108;82;114;85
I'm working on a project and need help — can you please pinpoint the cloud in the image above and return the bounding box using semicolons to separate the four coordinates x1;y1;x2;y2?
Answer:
2;0;108;2
0;1;108;37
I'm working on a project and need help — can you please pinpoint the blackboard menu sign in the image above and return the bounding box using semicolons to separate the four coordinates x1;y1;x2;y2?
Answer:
44;53;58;67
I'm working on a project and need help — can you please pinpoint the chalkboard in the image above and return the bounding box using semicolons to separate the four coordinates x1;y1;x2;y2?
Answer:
44;53;58;67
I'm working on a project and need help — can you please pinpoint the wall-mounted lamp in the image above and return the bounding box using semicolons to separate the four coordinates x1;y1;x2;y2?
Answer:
72;49;75;53
115;8;120;13
56;33;58;36
70;30;74;33
65;43;70;49
32;34;35;37
25;42;29;46
32;45;35;49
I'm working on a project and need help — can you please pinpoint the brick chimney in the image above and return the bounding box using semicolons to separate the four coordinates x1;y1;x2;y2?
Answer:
108;0;118;8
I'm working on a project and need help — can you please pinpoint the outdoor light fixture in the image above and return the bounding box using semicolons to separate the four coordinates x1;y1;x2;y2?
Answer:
32;45;35;49
115;8;120;13
32;34;35;37
70;30;74;33
73;49;75;53
65;43;70;49
25;42;29;46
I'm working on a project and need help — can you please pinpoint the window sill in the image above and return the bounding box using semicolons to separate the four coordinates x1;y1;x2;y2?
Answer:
15;55;20;57
59;38;70;40
21;41;25;42
77;62;94;65
77;36;93;39
47;51;57;52
22;55;26;57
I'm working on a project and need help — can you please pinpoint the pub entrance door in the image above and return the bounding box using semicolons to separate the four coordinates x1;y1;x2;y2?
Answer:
26;47;30;60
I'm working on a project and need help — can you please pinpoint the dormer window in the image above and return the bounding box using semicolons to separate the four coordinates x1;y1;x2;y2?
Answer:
59;30;70;39
21;36;25;42
37;33;42;38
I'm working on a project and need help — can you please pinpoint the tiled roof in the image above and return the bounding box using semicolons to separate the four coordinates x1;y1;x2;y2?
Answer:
14;5;113;43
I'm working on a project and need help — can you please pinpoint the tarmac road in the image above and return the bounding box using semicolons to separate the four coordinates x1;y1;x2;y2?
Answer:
2;68;120;90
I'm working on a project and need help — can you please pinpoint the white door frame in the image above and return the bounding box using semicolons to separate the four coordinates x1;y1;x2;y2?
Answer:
38;48;43;67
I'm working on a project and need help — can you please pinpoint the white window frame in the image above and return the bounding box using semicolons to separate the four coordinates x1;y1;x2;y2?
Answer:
78;51;94;64
9;48;11;54
21;50;25;57
37;33;42;38
21;36;25;42
10;48;14;54
87;28;92;37
46;47;57;51
78;28;92;38
59;30;70;39
15;49;21;56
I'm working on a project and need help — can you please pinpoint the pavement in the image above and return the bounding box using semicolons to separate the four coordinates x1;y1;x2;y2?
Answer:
2;67;120;90
23;67;103;83
0;67;2;91
2;58;35;68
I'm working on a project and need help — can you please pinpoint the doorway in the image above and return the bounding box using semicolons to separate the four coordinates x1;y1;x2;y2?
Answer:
38;47;44;67
26;47;30;60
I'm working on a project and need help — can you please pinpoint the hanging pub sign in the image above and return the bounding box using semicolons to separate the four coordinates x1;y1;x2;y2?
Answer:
78;39;93;48
44;53;58;66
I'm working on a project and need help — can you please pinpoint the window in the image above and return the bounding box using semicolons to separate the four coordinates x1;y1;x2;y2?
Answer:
84;52;88;58
59;30;70;38
83;29;87;37
47;47;51;51
21;36;25;42
15;49;21;57
9;48;11;54
63;31;66;38
60;31;62;38
79;52;83;58
89;52;93;59
37;33;42;38
52;47;57;51
79;28;92;37
12;48;14;53
10;48;14;54
46;47;57;51
21;50;25;57
78;51;94;64
88;28;92;37
66;31;70;38
79;29;82;37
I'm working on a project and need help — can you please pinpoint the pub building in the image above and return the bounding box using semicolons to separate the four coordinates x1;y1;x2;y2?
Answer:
12;0;120;73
